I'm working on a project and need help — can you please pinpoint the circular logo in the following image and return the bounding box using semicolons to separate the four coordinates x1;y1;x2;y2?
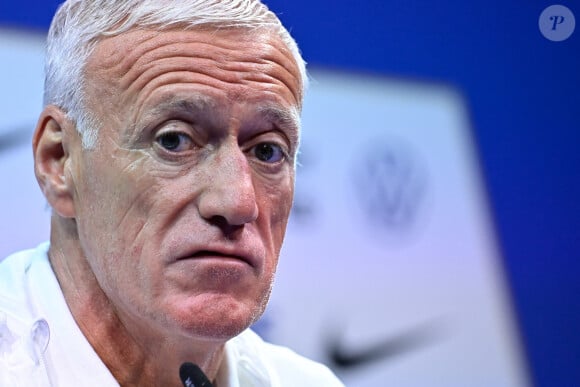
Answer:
539;5;576;42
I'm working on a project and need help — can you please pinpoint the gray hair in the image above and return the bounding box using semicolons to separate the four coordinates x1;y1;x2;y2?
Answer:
44;0;308;147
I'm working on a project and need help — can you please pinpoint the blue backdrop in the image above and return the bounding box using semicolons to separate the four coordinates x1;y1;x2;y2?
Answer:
1;1;579;385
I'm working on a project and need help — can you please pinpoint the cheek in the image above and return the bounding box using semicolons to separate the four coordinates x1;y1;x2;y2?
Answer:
73;153;168;265
260;175;295;253
274;174;295;222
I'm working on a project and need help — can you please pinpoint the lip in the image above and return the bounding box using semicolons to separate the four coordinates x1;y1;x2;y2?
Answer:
176;247;257;269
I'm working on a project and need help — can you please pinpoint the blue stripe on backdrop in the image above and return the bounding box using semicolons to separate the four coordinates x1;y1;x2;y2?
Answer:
0;1;59;31
1;1;579;385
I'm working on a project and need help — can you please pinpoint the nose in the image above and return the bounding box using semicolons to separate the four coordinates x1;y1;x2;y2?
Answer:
197;143;259;229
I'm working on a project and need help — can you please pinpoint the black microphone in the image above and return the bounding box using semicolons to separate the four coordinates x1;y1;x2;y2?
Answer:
179;362;214;387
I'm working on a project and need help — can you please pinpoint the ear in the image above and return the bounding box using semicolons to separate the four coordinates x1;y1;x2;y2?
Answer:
32;106;79;218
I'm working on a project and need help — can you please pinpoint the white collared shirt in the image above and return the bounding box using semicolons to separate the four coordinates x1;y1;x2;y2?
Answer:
0;243;343;386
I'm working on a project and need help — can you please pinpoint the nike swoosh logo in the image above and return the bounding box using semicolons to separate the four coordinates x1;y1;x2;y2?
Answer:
327;320;447;369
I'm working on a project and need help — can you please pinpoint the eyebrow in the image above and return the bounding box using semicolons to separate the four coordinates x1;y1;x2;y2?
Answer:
129;94;301;147
145;95;217;123
257;103;301;148
125;94;218;142
143;95;300;128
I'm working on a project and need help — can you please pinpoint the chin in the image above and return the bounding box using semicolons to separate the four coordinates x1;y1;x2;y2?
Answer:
168;293;268;342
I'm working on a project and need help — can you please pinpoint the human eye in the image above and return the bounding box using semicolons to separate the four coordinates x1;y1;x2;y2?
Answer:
252;142;287;164
154;124;195;153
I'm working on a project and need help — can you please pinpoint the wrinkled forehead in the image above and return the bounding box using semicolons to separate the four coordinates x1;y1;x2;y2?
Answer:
83;26;303;107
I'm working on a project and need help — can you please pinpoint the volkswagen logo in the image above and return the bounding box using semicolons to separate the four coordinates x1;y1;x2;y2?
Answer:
352;137;428;237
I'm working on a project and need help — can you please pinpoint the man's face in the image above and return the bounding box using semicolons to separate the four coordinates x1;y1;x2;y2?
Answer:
66;28;302;340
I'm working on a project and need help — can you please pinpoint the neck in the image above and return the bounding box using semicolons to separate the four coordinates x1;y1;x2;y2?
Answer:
48;216;225;386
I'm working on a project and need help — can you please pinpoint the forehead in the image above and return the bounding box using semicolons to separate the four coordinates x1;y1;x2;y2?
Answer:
83;27;303;112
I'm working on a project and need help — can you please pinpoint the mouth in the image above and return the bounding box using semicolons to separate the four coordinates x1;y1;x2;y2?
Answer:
178;250;255;268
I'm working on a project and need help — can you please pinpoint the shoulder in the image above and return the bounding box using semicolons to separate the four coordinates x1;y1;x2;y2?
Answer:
231;329;344;386
0;244;52;384
0;243;50;321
